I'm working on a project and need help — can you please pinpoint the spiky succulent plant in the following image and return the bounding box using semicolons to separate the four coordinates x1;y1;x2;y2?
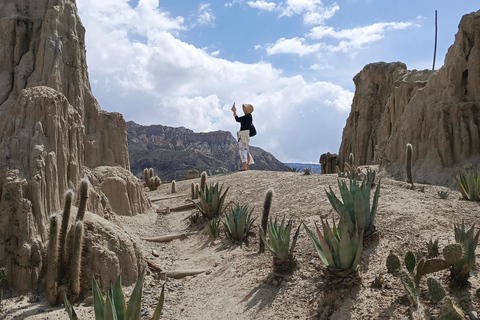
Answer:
427;238;439;257
325;177;381;238
452;221;479;283
260;217;301;262
224;204;255;242
455;170;480;201
193;182;231;220
207;219;221;238
304;217;363;277
64;272;165;320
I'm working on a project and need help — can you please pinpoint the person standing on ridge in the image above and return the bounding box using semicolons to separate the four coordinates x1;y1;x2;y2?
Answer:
231;103;255;171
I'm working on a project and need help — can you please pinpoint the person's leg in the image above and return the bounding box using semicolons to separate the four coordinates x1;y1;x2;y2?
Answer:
246;153;251;170
239;139;248;170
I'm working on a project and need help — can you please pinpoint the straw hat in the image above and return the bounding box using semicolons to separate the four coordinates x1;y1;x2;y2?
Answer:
242;104;254;114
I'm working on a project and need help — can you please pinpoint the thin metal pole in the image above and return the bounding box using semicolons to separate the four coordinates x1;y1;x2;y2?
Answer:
432;10;437;70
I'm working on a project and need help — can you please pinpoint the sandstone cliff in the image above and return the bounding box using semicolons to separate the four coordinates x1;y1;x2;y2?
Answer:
339;10;480;186
0;0;150;293
127;121;290;180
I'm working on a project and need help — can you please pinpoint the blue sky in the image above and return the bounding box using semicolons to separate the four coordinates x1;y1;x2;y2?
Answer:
76;0;479;163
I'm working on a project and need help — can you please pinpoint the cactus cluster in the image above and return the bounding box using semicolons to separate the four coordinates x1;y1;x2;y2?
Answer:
144;168;161;191
47;179;89;305
224;204;255;242
65;272;165;320
325;176;381;238
455;170;480;201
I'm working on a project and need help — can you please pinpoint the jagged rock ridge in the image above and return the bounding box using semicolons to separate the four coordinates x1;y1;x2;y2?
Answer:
127;121;290;180
0;0;150;293
339;10;480;186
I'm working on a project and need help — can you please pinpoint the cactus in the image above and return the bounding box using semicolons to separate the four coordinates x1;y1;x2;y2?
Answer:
191;182;196;199
405;251;416;273
144;168;161;191
325;176;381;238
427;277;446;303
259;189;273;253
171;180;177;194
200;171;207;193
426;278;465;320
455;170;480;201
195;183;200;199
224;204;255;242
305;217;363;278
342;162;364;180
46;179;89;305
349;153;354;165
46;213;60;305
406;143;414;189
386;252;418;306
427;238;439;257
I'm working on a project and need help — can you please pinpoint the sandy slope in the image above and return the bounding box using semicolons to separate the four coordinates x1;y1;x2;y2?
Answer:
2;168;479;319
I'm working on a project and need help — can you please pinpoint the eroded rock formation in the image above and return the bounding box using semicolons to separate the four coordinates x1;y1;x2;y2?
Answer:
339;10;480;186
0;0;151;293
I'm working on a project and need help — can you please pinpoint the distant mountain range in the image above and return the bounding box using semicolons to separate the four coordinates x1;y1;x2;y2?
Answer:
284;163;322;174
126;121;290;181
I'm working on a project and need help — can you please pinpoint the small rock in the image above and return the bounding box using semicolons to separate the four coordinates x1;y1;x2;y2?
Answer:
83;296;94;306
469;311;478;320
152;250;159;257
272;280;279;286
309;259;315;264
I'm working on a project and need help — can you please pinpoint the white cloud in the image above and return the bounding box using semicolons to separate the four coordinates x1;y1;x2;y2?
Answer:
225;0;244;7
247;1;277;11
309;21;415;53
266;37;321;56
279;0;339;25
211;50;221;56
197;3;215;26
77;0;353;162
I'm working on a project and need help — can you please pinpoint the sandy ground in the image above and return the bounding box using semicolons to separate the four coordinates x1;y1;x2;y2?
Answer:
1;167;479;319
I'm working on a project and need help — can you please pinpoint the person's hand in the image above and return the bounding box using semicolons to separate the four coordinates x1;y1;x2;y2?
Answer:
231;106;236;113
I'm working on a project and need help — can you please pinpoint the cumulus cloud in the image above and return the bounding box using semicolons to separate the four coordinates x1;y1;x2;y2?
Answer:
309;21;416;53
247;1;277;11
266;37;322;56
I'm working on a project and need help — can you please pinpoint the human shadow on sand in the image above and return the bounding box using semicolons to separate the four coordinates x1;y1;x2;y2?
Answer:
240;272;290;313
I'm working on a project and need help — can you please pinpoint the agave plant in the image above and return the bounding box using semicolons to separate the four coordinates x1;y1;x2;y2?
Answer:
192;182;232;220
260;217;301;271
455;170;480;201
325;177;381;238
303;168;311;175
207;219;221;238
452;221;480;283
224;204;255;242
304;217;364;277
65;271;164;320
290;167;300;172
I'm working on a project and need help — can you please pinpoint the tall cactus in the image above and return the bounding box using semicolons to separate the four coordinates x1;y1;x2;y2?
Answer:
406;143;414;189
46;214;60;305
259;189;273;253
349;152;354;165
46;179;89;305
200;171;207;193
171;180;177;194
